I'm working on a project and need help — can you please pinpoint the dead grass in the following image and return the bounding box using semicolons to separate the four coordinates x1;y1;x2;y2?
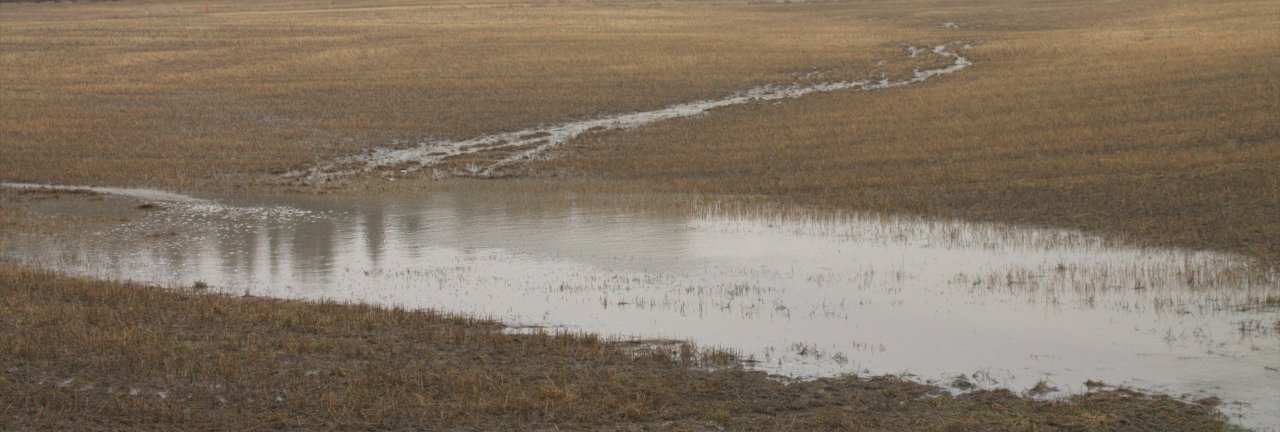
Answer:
0;264;1232;431
529;0;1280;264
4;0;1275;263
1;0;921;189
0;1;1273;426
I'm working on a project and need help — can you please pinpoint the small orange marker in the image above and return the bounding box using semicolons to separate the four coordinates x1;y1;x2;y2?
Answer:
205;5;210;13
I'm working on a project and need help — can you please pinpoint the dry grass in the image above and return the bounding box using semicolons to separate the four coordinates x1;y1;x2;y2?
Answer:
0;0;1274;427
528;0;1280;263
4;0;1276;263
1;0;925;189
0;264;1232;431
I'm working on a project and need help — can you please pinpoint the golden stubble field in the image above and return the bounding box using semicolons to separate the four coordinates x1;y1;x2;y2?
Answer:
2;0;1278;263
2;1;1275;429
530;0;1280;263
2;0;934;186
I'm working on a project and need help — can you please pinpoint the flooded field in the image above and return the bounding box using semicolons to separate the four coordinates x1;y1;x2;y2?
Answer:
4;185;1277;429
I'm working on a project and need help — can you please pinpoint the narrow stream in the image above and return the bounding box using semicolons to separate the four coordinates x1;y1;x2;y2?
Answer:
4;185;1276;429
290;44;972;180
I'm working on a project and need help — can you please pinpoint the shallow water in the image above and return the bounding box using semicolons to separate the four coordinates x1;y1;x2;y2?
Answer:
290;44;971;180
4;187;1277;429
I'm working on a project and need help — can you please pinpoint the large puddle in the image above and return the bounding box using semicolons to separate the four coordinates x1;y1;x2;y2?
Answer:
4;185;1277;429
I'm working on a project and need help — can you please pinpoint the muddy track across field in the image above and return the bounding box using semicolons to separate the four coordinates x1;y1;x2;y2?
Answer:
287;44;973;182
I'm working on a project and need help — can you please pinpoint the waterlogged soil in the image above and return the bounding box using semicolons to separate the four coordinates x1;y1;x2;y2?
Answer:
0;264;1234;431
2;184;1278;429
289;44;971;182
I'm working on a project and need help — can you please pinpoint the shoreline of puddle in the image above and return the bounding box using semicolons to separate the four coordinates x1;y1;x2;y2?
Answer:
3;182;1277;429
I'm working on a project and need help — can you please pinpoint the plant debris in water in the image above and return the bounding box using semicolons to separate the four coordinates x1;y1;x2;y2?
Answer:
0;265;1234;431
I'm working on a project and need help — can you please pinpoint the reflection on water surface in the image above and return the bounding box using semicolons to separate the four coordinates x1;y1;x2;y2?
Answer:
5;187;1277;429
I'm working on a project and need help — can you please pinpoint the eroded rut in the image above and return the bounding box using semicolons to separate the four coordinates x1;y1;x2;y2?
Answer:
288;43;972;182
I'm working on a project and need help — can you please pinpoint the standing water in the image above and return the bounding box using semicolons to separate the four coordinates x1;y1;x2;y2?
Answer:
4;185;1277;429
